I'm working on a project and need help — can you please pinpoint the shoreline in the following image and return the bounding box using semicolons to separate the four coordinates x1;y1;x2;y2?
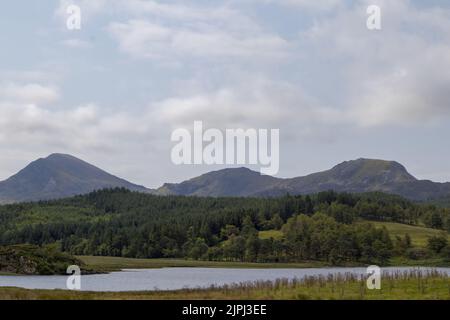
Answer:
1;255;449;276
1;269;449;300
77;255;450;271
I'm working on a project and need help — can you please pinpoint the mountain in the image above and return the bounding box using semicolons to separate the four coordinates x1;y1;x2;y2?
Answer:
156;158;450;201
1;155;450;203
157;167;283;197
277;159;417;195
0;153;149;203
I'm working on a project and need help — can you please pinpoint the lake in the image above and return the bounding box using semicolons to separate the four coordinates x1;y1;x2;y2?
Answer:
0;267;449;292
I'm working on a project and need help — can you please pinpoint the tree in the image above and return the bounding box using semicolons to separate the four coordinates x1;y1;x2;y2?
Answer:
424;211;444;229
427;234;448;254
220;225;239;240
268;214;284;229
241;216;257;237
222;235;246;261
184;237;209;260
393;233;412;256
245;235;260;261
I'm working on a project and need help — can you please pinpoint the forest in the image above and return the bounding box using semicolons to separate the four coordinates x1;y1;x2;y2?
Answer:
0;188;449;265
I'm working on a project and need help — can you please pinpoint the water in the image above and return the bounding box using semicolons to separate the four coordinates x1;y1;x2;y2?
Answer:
0;267;448;292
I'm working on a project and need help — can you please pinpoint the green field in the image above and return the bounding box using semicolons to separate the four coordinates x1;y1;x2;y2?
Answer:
1;271;448;300
368;221;450;247
258;230;284;240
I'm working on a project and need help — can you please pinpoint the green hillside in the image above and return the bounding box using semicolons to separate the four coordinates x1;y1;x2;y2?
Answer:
368;221;450;247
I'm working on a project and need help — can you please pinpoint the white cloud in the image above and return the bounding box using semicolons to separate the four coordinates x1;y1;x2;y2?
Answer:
0;80;160;156
55;0;109;22
153;77;341;137
301;0;450;127
0;100;158;156
109;19;289;60
104;1;290;61
0;83;60;105
255;0;341;11
61;38;91;48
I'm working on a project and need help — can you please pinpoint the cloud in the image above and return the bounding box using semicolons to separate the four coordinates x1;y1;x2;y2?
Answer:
54;0;292;61
53;0;450;129
300;0;450;127
253;0;341;11
0;80;160;156
109;19;289;60
351;46;450;127
0;83;60;105
55;0;109;22
104;1;290;61
61;38;91;48
56;0;261;33
153;77;342;139
0;101;162;160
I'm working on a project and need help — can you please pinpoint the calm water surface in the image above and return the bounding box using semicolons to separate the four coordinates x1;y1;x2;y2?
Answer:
0;267;448;292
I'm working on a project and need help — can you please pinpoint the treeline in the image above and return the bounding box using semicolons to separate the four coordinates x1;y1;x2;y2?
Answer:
202;214;393;265
0;189;449;264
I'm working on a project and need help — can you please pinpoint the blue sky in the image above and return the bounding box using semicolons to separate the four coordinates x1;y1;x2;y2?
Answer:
1;0;450;187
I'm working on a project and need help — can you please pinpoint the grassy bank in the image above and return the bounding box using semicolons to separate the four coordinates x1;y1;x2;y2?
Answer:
0;270;448;300
77;256;330;272
77;254;450;273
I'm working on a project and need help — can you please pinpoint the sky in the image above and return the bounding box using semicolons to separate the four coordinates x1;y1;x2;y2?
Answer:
1;0;450;188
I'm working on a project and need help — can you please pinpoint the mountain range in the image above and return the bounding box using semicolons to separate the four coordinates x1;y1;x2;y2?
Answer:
1;153;450;203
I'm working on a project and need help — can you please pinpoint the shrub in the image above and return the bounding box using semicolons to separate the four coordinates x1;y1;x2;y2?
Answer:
406;247;431;260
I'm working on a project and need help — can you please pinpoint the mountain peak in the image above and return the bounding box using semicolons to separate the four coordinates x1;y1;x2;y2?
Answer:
157;167;280;197
45;153;79;160
0;154;149;203
330;158;417;183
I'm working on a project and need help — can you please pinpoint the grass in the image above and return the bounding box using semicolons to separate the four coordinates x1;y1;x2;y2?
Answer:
77;256;328;272
0;270;448;300
78;255;450;274
365;221;450;247
258;230;284;240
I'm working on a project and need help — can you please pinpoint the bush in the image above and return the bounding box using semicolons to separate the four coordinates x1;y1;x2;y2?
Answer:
406;247;431;260
440;245;450;262
427;234;448;254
